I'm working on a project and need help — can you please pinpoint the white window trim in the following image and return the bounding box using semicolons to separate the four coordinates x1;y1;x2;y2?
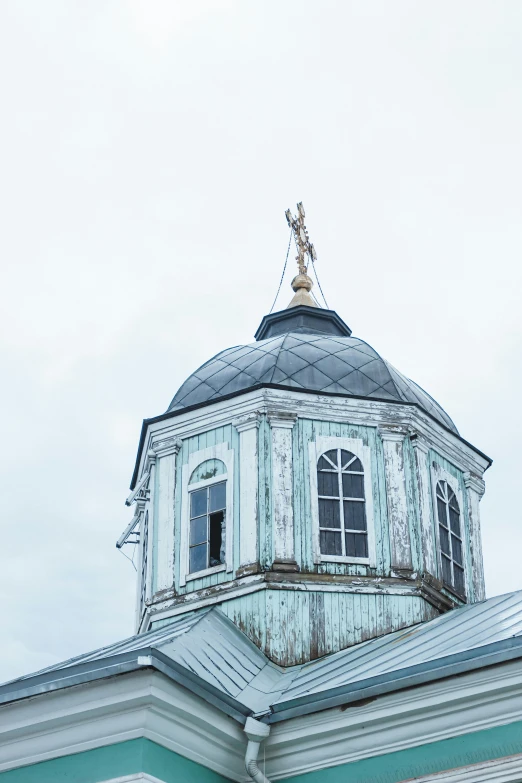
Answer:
430;461;467;598
309;435;376;567
179;443;234;587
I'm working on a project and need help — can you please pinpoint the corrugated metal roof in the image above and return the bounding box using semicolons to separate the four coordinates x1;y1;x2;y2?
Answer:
277;591;522;703
3;591;522;723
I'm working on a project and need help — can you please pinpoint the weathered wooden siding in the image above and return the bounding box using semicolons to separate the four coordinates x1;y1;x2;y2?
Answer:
292;418;391;576
429;449;473;601
169;424;239;595
403;436;422;574
221;589;438;666
258;415;273;570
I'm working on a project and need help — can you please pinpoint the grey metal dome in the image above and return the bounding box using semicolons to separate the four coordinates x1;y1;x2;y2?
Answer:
167;314;458;433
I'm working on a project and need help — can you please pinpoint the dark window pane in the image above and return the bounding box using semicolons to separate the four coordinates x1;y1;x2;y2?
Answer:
191;489;207;519
449;507;460;535
441;554;452;585
318;471;339;497
437;498;448;527
318;455;335;471
319;498;341;528
209;482;226;512
342;473;364;499
436;481;446;501
345;531;356;556
354;533;368;558
190;516;207;546
449;496;460;514
439;525;450;556
340;450;357;469
320;530;342;555
209;510;225;566
323;449;338;467
454;565;465;595
452;535;463;565
344;500;367;531
189;543;207;573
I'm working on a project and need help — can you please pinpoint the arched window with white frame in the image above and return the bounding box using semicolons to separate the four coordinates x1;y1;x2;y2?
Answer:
436;479;465;596
188;459;227;575
317;448;368;558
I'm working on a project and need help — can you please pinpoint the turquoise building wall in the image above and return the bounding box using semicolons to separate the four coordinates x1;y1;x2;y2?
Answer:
3;721;522;783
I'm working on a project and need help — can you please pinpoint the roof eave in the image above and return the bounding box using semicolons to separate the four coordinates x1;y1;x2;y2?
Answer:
266;634;522;723
0;648;252;725
130;384;492;489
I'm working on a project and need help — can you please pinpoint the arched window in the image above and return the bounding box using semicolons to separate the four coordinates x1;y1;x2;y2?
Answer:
188;459;227;575
317;448;368;558
436;480;465;596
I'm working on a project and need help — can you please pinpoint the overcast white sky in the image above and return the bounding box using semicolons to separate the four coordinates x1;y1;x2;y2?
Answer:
1;0;521;682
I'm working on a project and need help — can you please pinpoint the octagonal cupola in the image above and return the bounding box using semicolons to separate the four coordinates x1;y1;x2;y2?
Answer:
121;204;490;666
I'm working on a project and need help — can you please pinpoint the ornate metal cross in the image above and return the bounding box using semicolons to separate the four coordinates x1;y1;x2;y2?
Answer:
285;202;317;277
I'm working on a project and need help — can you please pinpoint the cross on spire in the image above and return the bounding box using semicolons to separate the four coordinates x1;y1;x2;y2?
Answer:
285;202;317;277
284;202;319;309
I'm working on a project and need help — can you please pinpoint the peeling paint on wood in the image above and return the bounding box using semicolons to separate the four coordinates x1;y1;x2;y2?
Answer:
379;428;413;571
221;590;437;666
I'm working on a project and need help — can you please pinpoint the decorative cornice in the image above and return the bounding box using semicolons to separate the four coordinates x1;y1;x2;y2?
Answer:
5;652;522;782
378;425;408;442
464;472;486;498
267;411;297;429
151;436;182;458
232;412;261;433
131;386;490;490
410;430;430;454
145;570;456;626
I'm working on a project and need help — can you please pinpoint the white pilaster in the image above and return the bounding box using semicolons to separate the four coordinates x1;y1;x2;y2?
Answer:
268;411;298;572
464;472;486;602
411;434;436;576
153;438;182;594
233;413;260;570
379;428;413;572
134;498;147;631
145;449;157;601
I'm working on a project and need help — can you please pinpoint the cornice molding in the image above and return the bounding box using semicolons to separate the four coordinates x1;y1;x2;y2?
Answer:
410;430;430;454
151;436;182;458
403;754;522;782
133;387;490;490
464;471;486;498
3;653;522;782
267;410;297;429
232;412;261;433
144;571;454;626
378;425;408;442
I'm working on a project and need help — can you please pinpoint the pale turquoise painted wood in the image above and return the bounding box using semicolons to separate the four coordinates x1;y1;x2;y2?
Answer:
293;418;391;576
221;590;437;665
172;425;236;595
403;437;422;573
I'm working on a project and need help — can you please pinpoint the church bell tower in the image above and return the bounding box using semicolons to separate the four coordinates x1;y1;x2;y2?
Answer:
121;204;490;666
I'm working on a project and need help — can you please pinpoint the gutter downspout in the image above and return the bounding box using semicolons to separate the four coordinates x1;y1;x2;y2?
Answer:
244;716;271;783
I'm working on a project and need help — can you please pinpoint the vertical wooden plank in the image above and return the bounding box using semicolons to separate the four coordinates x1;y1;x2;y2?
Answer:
379;428;413;572
464;473;486;602
154;444;181;593
268;412;298;570
412;435;436;576
233;413;260;569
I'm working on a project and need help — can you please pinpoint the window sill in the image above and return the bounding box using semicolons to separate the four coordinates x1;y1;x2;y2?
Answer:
317;555;371;565
186;564;226;582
